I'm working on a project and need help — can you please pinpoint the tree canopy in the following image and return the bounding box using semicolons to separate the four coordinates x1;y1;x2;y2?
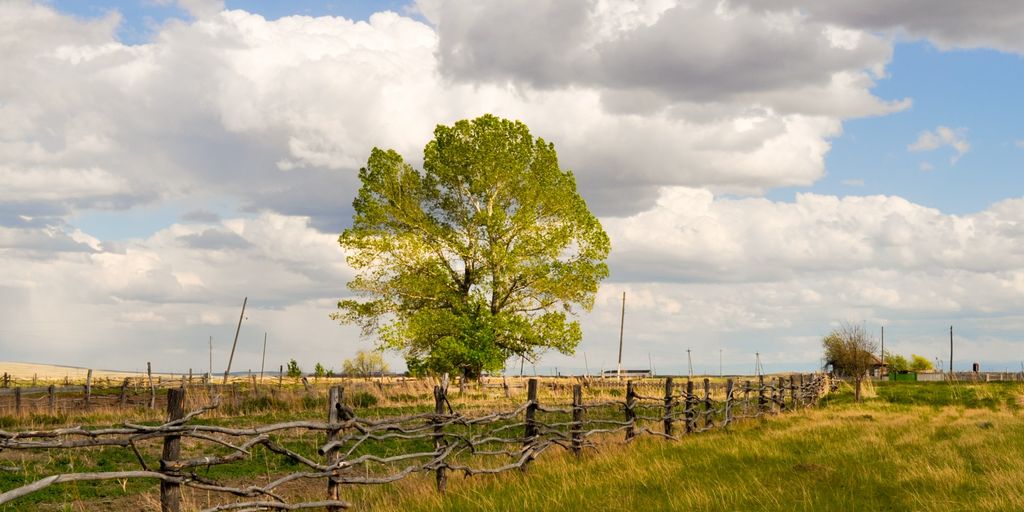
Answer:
334;114;610;378
823;322;878;401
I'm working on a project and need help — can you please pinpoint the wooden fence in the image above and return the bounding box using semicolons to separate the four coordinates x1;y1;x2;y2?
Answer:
0;374;829;511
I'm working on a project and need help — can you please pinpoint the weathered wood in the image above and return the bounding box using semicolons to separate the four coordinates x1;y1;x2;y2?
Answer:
47;385;55;414
14;387;21;415
663;377;674;437
84;369;92;410
571;384;583;455
724;379;734;426
433;384;448;492
684;380;696;434
522;378;538;471
777;376;786;412
279;365;284;388
702;378;711;428
757;375;767;414
160;388;185;512
789;375;797;409
326;386;344;512
625;380;637;440
119;378;129;407
798;374;805;407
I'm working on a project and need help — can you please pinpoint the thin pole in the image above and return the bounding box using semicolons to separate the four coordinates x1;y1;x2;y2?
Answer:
880;326;884;366
223;297;247;384
259;332;268;383
208;336;213;380
583;352;590;377
719;348;723;377
648;352;653;376
949;325;953;374
617;291;625;379
687;348;693;378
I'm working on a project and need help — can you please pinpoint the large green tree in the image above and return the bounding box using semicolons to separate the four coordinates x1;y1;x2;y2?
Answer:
333;115;610;378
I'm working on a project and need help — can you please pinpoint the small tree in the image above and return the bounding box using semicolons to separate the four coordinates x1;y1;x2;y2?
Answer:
313;362;326;380
342;350;389;379
286;359;302;379
909;354;934;372
823;322;878;402
885;351;909;373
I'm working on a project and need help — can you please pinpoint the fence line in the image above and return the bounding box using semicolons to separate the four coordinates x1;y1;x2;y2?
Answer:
0;374;830;511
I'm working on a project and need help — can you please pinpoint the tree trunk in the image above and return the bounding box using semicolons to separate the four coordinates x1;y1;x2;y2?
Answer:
855;377;862;402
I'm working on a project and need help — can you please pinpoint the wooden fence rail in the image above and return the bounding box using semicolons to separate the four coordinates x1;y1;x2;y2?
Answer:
0;374;830;511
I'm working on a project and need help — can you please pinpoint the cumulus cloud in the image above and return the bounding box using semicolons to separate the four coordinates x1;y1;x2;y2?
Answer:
908;126;970;163
733;0;1024;55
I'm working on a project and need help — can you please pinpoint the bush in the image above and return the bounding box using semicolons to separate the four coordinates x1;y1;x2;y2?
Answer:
348;391;379;408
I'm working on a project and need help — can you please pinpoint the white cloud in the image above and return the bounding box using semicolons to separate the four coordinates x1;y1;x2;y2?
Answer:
908;126;970;163
841;178;864;186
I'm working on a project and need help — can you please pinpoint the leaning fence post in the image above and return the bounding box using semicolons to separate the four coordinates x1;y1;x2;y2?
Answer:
327;386;345;511
625;380;636;441
84;369;93;410
14;387;21;415
702;378;711;428
758;375;767;415
433;384;448;492
160;387;185;512
724;379;734;427
685;380;696;434
522;378;538;471
119;378;129;407
48;384;55;414
663;377;674;438
571;384;583;456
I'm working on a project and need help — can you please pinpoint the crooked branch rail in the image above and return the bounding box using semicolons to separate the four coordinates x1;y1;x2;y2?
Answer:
0;374;829;511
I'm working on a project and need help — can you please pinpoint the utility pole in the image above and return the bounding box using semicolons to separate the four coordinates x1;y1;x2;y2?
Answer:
755;352;761;377
719;348;723;377
880;326;885;366
259;332;267;383
686;348;693;378
208;336;213;380
617;291;625;380
949;325;953;375
223;297;247;384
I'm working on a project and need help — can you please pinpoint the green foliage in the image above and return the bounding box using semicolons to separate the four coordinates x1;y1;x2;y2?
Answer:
884;352;909;373
286;359;302;379
342;350;389;378
909;354;934;372
822;322;878;378
313;362;326;379
334;114;610;378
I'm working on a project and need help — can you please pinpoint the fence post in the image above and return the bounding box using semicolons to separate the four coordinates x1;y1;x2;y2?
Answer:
702;378;711;428
522;378;538;471
798;374;805;407
685;380;695;434
777;376;786;412
48;384;55;414
789;375;796;409
663;377;674;438
757;375;766;415
279;365;284;389
119;378;129;407
625;380;636;441
160;388;185;512
327;386;345;511
84;369;93;410
724;379;734;427
433;384;448;492
571;384;583;456
148;362;156;410
14;387;21;415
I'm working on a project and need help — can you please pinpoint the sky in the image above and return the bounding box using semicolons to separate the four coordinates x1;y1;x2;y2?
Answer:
2;0;1024;376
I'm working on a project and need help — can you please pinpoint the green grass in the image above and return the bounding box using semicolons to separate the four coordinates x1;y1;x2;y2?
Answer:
353;381;1024;512
3;380;1023;511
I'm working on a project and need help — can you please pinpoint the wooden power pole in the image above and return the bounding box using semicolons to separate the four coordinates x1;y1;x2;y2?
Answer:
617;291;625;379
223;297;247;384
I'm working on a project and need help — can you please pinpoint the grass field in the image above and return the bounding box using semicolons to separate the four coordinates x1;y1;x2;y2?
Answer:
2;379;1022;511
350;380;1024;512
